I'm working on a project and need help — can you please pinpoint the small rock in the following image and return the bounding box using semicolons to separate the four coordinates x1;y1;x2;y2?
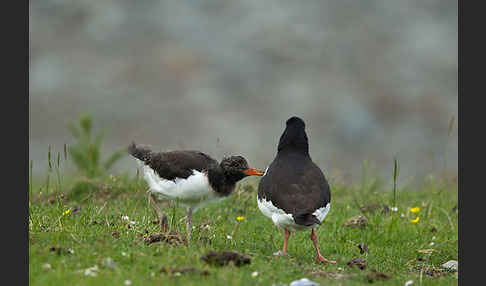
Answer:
289;278;319;286
347;258;366;270
84;265;99;277
442;260;458;271
42;263;52;270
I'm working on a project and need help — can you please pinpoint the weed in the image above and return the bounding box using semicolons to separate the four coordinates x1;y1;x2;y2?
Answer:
67;115;126;178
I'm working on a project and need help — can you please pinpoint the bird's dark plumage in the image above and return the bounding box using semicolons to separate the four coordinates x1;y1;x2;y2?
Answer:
257;116;335;262
258;116;331;227
128;142;218;181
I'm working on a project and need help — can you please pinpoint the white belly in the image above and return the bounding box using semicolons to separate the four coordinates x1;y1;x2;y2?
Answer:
140;162;222;211
257;197;330;232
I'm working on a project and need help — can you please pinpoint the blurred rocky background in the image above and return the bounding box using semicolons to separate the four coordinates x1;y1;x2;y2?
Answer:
29;0;457;185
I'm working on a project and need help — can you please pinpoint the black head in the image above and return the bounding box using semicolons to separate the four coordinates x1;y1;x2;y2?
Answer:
220;155;264;183
277;116;309;154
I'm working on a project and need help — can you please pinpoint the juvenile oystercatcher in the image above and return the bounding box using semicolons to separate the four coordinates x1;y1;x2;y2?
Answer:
257;117;336;263
128;142;263;240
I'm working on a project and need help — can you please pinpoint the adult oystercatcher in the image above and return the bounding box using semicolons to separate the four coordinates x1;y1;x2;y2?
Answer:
128;142;263;240
257;117;336;263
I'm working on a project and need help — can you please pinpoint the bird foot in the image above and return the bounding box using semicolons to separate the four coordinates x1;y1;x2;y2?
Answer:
273;250;289;257
315;255;336;263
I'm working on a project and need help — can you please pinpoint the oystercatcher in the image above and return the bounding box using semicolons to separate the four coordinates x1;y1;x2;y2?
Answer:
257;117;335;263
128;142;263;240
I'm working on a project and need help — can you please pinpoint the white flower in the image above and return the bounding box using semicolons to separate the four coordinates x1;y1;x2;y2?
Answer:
432;236;436;240
122;216;130;221
404;280;414;286
391;207;398;212
226;235;233;240
121;252;127;256
124;280;132;285
251;271;259;277
129;221;136;226
400;213;405;218
429;242;435;246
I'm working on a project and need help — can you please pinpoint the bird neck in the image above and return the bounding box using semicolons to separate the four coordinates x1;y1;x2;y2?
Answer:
207;165;236;196
277;126;309;155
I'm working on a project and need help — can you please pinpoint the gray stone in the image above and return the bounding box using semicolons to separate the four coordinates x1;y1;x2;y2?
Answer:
441;260;458;271
289;278;319;286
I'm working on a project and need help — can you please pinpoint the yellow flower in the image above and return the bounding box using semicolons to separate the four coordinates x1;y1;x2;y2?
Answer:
410;207;420;214
410;217;420;223
63;209;71;215
236;216;245;221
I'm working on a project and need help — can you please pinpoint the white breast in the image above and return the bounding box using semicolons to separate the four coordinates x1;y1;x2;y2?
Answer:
139;160;221;211
257;197;331;232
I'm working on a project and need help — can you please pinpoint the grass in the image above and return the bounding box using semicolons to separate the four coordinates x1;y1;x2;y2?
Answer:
29;171;458;286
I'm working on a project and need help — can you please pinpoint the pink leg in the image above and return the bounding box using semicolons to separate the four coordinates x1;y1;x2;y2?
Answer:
283;229;290;253
274;229;291;257
311;228;336;263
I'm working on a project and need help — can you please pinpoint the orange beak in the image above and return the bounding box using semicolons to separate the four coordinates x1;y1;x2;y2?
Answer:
244;168;264;176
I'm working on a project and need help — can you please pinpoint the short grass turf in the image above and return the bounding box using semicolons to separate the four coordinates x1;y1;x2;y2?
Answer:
29;174;458;285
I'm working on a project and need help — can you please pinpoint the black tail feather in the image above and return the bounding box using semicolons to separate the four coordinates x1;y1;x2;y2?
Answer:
293;211;320;226
128;142;152;162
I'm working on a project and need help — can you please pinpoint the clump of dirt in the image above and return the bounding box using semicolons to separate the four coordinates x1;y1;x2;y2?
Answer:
143;230;187;246
343;216;368;228
49;245;73;255
112;231;120;238
366;270;391;283
347;258;367;270
358;242;368;254
160;266;209;276
201;251;251;267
